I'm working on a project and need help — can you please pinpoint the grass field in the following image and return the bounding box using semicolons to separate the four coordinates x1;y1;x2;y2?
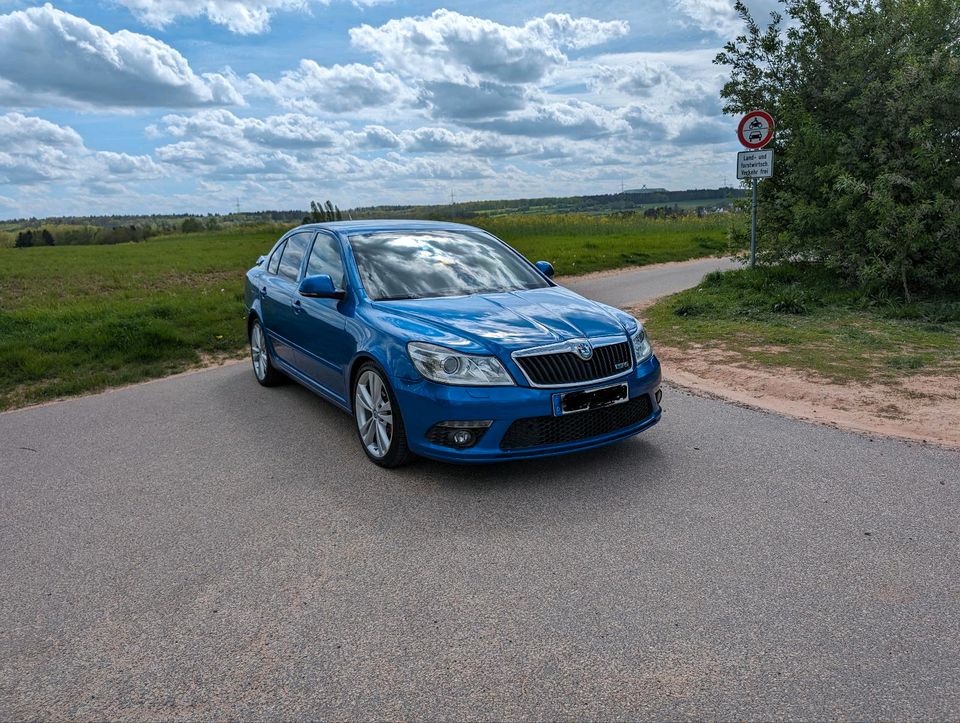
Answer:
471;214;729;273
645;265;960;384
0;214;731;410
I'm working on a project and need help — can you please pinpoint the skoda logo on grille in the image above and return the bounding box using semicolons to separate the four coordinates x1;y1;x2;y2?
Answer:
575;342;593;360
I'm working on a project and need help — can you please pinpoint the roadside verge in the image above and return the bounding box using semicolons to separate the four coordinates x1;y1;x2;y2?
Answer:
633;265;960;449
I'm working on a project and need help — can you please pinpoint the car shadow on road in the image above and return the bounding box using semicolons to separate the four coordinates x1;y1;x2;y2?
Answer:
406;439;666;490
225;371;668;502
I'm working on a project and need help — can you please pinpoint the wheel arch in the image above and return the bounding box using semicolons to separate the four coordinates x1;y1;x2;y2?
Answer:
347;353;381;411
247;308;261;338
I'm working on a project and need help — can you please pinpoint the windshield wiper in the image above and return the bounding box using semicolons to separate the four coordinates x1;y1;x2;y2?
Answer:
375;293;421;301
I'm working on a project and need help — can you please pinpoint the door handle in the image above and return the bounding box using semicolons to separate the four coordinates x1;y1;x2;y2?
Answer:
292;299;303;313
260;286;267;298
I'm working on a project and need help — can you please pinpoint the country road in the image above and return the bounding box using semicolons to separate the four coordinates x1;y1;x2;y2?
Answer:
2;258;958;720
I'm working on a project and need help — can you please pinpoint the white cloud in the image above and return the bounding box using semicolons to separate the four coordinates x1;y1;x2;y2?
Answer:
398;127;530;157
160;109;341;148
152;109;346;179
97;151;165;177
468;100;629;140
345;125;403;150
0;5;241;109
112;0;394;34
591;60;674;96
0;112;88;184
671;0;742;37
0;112;165;186
420;80;533;120
113;0;310;35
350;10;628;85
245;60;415;113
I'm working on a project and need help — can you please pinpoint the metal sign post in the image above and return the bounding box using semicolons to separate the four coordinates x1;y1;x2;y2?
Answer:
751;177;758;267
736;111;775;268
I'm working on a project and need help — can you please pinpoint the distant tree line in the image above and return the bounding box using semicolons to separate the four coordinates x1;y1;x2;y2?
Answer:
349;188;743;220
14;225;159;247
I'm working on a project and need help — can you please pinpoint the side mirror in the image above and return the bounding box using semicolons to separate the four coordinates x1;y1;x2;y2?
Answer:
299;274;345;300
535;260;555;278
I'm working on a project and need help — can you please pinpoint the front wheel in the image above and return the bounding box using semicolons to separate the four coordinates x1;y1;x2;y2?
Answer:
249;318;284;386
353;363;414;468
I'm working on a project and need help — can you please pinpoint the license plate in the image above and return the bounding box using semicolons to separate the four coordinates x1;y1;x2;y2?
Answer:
552;383;629;416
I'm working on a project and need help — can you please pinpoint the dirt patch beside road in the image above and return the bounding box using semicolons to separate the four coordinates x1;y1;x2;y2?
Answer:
649;340;960;449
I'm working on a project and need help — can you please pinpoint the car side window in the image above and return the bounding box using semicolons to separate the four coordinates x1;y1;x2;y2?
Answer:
267;240;285;275
305;234;346;288
277;232;313;282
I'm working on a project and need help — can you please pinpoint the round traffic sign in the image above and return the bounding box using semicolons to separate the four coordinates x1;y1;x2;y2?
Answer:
738;110;774;149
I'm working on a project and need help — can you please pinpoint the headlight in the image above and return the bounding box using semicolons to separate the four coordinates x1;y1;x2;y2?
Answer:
631;324;653;363
407;342;515;386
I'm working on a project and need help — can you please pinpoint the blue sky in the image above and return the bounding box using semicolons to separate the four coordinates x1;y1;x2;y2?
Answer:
0;0;771;219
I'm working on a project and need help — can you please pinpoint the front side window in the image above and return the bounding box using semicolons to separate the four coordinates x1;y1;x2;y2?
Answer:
277;232;313;282
306;234;346;288
347;230;549;301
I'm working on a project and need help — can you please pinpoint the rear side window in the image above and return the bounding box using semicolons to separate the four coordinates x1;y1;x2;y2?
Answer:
277;232;313;282
305;234;346;288
267;240;285;275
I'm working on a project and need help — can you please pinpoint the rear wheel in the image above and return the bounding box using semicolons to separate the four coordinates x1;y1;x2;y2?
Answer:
353;363;414;468
249;318;283;386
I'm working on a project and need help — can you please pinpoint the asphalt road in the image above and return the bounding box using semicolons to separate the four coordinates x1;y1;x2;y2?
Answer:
563;256;740;307
2;259;958;720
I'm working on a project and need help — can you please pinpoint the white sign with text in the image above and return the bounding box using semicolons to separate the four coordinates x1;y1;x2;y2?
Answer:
737;149;774;179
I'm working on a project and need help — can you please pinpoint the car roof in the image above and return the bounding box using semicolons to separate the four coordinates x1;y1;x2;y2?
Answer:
294;219;480;235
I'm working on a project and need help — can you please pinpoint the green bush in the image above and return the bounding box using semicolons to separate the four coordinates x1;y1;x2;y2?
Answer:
717;0;960;299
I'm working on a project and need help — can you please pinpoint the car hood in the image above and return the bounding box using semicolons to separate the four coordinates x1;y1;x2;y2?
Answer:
377;286;632;353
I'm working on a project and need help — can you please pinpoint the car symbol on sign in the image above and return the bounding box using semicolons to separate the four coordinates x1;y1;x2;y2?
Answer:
748;130;763;142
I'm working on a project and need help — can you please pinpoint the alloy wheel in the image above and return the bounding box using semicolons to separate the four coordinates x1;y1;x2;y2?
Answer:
354;369;393;458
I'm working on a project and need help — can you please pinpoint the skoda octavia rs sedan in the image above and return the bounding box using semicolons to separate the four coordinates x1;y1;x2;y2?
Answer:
244;220;662;467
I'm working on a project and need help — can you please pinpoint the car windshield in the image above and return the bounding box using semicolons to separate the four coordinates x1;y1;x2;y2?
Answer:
347;229;551;301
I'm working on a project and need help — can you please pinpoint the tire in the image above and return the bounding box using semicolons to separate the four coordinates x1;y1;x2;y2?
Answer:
352;362;415;468
249;317;284;387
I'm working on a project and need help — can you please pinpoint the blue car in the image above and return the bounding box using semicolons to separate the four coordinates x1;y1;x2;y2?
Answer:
244;221;662;467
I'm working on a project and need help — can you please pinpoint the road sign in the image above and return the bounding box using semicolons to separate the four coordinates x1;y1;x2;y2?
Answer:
737;110;774;149
737;149;774;179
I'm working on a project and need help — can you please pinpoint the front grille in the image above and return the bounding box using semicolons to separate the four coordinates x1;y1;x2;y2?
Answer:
515;341;632;386
500;395;653;450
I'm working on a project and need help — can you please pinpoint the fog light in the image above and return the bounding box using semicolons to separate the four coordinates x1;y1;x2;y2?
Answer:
655;388;662;404
451;430;473;447
425;420;493;449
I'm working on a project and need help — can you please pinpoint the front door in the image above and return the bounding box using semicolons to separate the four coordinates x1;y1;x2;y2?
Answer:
262;231;314;369
291;232;354;400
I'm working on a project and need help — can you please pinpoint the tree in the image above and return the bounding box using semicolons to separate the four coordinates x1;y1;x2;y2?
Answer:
14;230;34;248
716;0;960;298
41;229;55;246
308;200;345;222
180;217;203;233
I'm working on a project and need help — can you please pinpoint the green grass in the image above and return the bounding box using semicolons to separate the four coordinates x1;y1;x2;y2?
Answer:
0;225;286;409
0;215;731;410
472;214;729;275
646;264;960;384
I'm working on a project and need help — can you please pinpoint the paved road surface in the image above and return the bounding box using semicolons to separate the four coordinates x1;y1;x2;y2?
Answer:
2;259;958;720
563;256;740;307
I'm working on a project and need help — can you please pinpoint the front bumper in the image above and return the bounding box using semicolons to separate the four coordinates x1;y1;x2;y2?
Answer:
392;356;662;463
